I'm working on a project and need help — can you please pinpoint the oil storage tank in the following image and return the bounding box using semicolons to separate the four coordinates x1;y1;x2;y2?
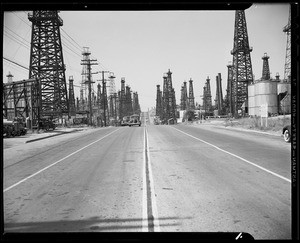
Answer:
254;80;278;116
277;82;291;114
248;83;255;116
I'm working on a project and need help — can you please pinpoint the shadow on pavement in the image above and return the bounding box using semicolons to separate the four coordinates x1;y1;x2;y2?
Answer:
4;216;191;232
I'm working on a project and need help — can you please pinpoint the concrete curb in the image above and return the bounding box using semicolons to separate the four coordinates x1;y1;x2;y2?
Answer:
25;129;82;143
211;125;282;137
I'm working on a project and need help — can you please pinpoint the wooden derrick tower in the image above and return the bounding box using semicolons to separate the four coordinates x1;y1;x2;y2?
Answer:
230;10;254;117
188;78;195;110
261;53;270;80
68;76;76;116
28;11;69;118
156;85;163;117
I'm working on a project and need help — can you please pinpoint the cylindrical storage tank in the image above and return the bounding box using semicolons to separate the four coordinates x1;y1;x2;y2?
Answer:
248;83;255;116
255;80;278;116
277;82;291;114
277;82;291;94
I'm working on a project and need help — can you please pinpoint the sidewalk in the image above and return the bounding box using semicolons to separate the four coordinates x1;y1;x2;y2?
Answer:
186;120;283;137
3;125;94;149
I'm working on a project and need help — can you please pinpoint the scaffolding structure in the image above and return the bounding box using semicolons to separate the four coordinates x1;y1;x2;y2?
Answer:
28;11;69;118
3;78;40;127
230;10;254;117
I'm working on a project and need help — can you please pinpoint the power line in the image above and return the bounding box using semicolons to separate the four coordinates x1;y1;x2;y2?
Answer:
3;57;29;70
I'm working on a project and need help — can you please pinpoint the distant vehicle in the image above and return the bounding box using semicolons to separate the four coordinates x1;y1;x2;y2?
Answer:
282;124;291;143
121;116;131;126
38;117;56;131
3;119;27;137
128;114;141;127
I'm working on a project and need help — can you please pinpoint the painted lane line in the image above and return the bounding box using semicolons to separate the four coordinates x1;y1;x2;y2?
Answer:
145;126;160;232
142;121;160;232
171;126;291;183
4;128;121;193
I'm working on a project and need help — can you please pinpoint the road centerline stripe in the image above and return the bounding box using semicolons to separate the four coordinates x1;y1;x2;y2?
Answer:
3;128;121;193
142;121;160;232
171;126;291;183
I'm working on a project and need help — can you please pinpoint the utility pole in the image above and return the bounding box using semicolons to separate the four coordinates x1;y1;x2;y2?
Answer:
81;47;97;126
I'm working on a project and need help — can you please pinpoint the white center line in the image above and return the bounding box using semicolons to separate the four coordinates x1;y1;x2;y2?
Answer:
171;126;291;183
142;118;160;232
4;128;121;192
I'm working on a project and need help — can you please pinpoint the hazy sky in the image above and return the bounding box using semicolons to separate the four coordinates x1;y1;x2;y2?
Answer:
3;3;290;111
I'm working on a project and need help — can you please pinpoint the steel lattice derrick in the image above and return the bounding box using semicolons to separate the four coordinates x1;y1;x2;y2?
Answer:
125;85;133;116
166;69;176;120
188;78;195;110
231;10;254;117
225;63;233;115
133;92;141;115
119;78;126;119
156;85;162;117
162;74;169;123
28;11;68;118
261;53;270;80
68;76;76;116
3;79;40;125
205;76;212;113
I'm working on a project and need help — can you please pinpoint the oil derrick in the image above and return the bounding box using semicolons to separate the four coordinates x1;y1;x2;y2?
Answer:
202;76;212;116
215;73;223;115
188;78;195;110
225;63;233;115
101;78;109;126
162;69;176;123
119;78;126;119
28;11;69;118
261;53;270;80
283;5;291;82
156;85;163;117
7;72;13;83
180;81;188;110
68;76;76;116
133;92;141;115
162;73;168;123
125;85;133;116
108;72;116;121
230;10;254;117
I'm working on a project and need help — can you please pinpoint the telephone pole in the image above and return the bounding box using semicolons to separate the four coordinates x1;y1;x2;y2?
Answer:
81;47;98;126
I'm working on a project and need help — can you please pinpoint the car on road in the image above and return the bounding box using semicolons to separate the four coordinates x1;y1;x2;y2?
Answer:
282;124;291;143
121;116;131;126
128;114;141;127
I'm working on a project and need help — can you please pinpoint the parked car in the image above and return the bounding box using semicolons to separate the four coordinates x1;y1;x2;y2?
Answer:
282;124;291;143
3;119;27;137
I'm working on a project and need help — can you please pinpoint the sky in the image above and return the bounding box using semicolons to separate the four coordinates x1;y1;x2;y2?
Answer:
3;3;290;112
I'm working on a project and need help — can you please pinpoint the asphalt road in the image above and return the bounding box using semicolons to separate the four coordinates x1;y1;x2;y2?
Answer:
3;113;291;240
